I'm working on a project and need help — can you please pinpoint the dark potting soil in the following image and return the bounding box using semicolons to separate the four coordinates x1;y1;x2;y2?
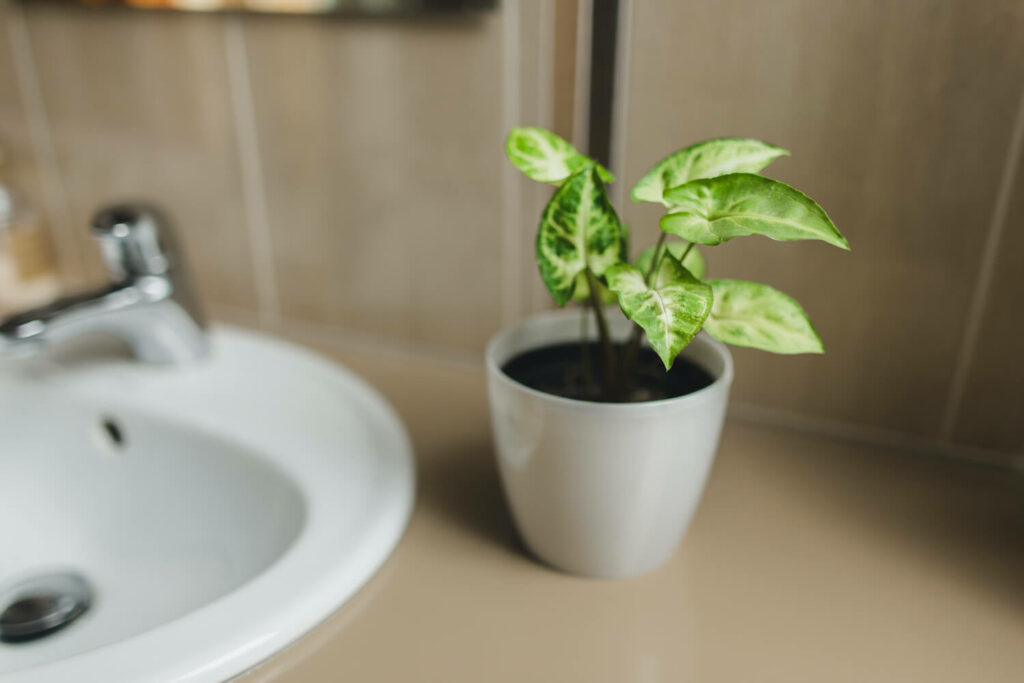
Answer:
501;341;714;403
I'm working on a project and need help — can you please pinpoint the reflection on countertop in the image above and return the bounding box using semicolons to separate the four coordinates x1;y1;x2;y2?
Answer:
238;333;1024;683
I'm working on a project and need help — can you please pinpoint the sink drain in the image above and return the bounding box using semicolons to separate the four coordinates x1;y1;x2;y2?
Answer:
0;572;92;643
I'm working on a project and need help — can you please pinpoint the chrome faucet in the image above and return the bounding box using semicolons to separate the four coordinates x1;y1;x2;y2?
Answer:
0;204;208;364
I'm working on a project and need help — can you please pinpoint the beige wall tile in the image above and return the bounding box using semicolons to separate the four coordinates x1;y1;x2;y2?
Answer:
0;6;62;285
552;0;578;142
0;15;35;194
0;10;38;214
616;0;1024;437
23;6;257;311
952;140;1024;453
515;0;560;317
242;13;509;352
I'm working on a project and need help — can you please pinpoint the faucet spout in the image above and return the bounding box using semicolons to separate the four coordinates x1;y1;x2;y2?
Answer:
0;205;207;364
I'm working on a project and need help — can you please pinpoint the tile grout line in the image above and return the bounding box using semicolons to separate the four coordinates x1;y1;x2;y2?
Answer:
517;0;556;315
278;315;485;372
939;84;1024;440
224;17;280;328
207;303;485;372
608;0;633;209
732;401;1024;471
6;5;83;286
499;0;523;327
536;0;554;130
572;0;593;152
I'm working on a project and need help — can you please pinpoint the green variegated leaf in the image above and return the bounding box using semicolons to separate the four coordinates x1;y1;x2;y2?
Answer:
660;173;849;249
619;221;631;262
572;216;628;302
704;279;823;353
634;241;706;280
606;256;713;369
506;127;614;185
572;270;618;304
537;166;623;306
632;138;788;205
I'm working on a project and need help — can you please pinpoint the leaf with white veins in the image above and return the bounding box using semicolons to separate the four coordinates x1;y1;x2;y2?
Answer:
660;173;849;249
632;138;788;205
537;166;623;306
704;279;823;353
506;127;614;185
606;255;713;369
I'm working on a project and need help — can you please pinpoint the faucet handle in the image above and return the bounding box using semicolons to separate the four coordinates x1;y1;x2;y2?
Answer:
90;204;172;280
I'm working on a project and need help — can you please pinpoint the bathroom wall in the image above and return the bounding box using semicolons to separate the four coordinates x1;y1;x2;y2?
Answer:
0;0;1021;461
0;0;564;350
612;0;1024;460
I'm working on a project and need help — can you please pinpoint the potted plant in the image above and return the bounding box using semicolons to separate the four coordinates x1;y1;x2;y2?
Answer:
486;127;849;578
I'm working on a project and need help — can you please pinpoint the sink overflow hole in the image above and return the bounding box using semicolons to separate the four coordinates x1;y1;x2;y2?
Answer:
97;416;126;452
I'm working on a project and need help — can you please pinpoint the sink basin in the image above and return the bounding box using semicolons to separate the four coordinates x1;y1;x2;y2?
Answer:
0;326;414;682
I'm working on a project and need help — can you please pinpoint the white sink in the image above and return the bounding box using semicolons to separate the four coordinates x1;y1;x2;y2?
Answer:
0;326;414;682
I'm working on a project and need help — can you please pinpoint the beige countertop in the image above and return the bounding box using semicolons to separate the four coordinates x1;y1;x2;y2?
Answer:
238;339;1024;683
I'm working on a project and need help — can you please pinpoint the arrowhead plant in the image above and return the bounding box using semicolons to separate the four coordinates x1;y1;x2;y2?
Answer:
504;127;849;401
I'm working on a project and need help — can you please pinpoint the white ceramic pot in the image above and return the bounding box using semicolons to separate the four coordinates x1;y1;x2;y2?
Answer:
485;309;733;579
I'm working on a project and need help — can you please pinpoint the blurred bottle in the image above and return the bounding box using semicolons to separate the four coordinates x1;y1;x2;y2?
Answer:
0;149;60;315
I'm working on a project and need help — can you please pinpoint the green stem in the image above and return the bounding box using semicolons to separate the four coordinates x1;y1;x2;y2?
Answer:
676;241;696;270
579;305;594;394
644;232;667;285
622;321;645;399
585;268;616;399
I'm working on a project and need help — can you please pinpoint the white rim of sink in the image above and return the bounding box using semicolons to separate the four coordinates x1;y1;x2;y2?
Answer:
0;326;415;683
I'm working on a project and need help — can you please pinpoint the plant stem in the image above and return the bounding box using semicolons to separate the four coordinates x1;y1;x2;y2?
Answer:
676;241;696;270
579;305;594;394
621;322;644;399
622;239;696;394
625;323;643;364
644;232;667;285
585;268;616;399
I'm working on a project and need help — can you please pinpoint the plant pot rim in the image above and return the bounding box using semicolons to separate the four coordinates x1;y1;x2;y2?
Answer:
486;308;734;414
